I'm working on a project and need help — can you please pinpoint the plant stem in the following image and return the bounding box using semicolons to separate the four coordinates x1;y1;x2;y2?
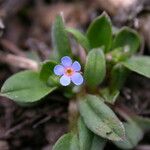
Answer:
68;99;79;132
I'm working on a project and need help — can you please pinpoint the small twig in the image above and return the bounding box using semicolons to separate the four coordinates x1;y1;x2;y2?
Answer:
78;45;86;64
0;52;38;70
0;119;33;140
30;107;66;129
4;120;30;137
68;100;79;131
0;39;26;56
33;115;52;128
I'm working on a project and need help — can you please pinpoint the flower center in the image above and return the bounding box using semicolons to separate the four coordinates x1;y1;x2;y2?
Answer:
65;68;74;76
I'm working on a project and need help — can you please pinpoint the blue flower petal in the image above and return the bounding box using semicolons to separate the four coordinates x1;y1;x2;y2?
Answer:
60;75;71;86
54;65;64;76
72;61;81;71
71;73;83;85
61;56;72;67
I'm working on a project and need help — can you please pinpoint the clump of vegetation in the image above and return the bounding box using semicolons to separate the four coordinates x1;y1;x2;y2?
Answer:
1;12;150;150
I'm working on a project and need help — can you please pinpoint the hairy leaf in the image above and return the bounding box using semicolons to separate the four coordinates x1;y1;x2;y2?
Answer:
112;27;140;54
91;135;106;150
66;27;90;52
110;64;128;90
53;133;79;150
78;117;106;150
52;15;71;59
79;95;125;141
122;56;150;78
1;71;56;103
84;48;106;87
87;12;112;52
114;122;143;149
40;60;57;82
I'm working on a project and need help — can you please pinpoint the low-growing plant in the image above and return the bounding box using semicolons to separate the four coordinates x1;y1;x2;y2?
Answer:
1;12;150;150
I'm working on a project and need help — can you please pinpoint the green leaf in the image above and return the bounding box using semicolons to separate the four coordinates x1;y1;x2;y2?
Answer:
122;56;150;78
78;94;125;141
1;71;56;103
91;135;106;150
53;133;79;150
110;64;129;90
114;122;143;149
86;12;112;52
40;60;57;82
112;27;140;54
78;117;93;150
132;116;150;132
52;15;71;59
84;48;106;87
66;27;90;52
101;88;120;104
70;134;80;150
78;117;106;150
53;133;72;150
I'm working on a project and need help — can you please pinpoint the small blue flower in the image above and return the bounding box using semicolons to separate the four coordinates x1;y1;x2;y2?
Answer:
54;56;83;86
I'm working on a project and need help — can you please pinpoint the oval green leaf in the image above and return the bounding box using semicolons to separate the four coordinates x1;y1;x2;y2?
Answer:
91;135;106;150
53;133;79;150
78;95;125;141
84;48;106;87
40;60;57;82
70;134;80;150
114;122;143;149
122;56;150;78
66;27;90;52
110;64;129;91
78;117;106;150
78;117;93;150
1;71;56;103
51;15;71;59
53;133;72;150
86;12;112;52
112;27;140;54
